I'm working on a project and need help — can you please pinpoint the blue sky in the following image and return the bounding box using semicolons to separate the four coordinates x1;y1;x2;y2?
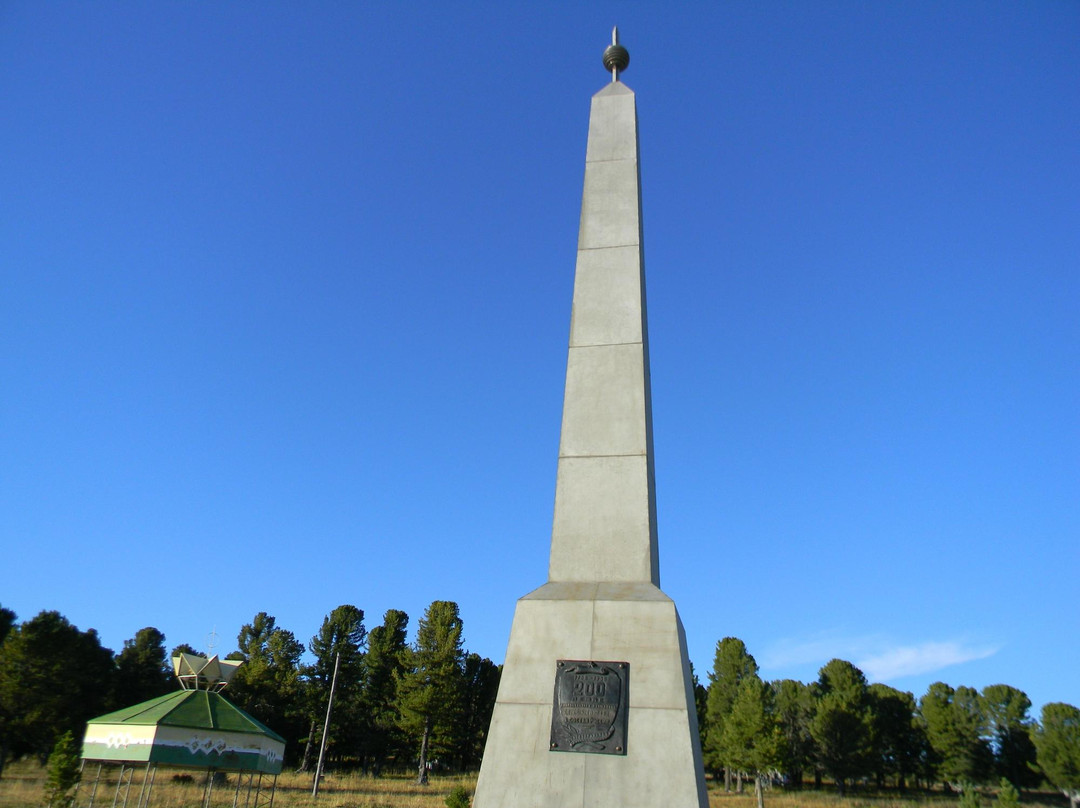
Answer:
2;3;1076;716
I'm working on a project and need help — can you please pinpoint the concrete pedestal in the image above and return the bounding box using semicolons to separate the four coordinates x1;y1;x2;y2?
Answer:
473;583;707;808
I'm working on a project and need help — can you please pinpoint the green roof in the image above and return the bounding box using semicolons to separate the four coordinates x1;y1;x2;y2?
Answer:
88;690;285;743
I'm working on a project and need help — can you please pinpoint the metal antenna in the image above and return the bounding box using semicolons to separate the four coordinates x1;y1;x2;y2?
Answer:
612;26;619;79
602;26;630;82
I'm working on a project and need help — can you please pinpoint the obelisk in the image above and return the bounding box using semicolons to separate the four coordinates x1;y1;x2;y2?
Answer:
472;31;708;808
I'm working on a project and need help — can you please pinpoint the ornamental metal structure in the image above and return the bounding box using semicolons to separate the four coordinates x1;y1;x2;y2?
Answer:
75;654;284;808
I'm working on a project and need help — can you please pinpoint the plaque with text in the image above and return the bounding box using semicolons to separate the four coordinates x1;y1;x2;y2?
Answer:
549;660;629;755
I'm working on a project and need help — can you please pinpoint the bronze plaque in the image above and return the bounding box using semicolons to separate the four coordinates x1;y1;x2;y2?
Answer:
549;660;628;755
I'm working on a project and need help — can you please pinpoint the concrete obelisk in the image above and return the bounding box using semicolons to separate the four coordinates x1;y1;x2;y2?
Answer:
472;31;708;808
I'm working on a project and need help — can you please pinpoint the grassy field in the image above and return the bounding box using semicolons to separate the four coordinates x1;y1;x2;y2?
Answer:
0;761;1068;808
708;789;1068;808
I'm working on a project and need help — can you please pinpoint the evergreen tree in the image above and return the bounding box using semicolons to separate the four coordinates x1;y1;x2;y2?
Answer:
456;653;500;771
170;642;199;659
719;676;780;808
396;601;465;784
995;778;1020;808
981;684;1039;788
457;648;503;769
236;613;277;659
363;609;410;773
43;731;81;808
302;605;367;771
809;659;873;794
228;613;306;765
959;782;982;808
113;627;173;706
0;611;114;761
771;678;815;789
1033;702;1080;808
704;637;758;790
868;683;924;790
920;682;993;787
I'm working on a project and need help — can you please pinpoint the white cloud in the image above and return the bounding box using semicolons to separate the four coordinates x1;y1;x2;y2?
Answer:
760;633;1000;683
857;641;1000;681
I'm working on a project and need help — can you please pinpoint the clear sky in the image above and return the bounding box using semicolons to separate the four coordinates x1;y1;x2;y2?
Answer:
2;3;1077;715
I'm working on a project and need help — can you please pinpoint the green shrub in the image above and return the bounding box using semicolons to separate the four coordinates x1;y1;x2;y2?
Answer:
446;783;471;808
995;778;1020;808
959;783;981;808
43;731;81;808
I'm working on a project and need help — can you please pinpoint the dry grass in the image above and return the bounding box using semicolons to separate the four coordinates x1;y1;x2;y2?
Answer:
1;763;1069;808
706;784;1068;808
0;764;39;808
0;762;475;808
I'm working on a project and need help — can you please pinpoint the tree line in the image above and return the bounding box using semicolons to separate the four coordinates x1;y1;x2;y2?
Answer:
3;604;1078;807
699;637;1080;808
0;601;500;784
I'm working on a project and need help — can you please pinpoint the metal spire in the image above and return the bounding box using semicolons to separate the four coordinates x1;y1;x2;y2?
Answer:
602;26;630;82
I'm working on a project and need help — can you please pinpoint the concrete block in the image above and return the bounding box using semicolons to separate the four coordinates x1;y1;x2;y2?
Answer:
569;245;645;348
578;159;641;250
559;343;648;458
497;598;595;704
549;455;656;583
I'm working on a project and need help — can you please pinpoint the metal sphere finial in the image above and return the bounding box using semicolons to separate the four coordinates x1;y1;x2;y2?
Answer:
602;26;629;81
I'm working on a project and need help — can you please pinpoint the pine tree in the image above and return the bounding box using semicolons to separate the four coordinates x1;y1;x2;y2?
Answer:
43;731;81;808
809;659;873;794
995;778;1020;808
396;601;465;784
113;627;172;707
772;678;815;789
302;605;367;771
228;613;306;765
1033;702;1080;808
456;653;500;771
719;676;780;808
362;609;410;773
704;637;758;791
0;611;114;761
959;782;982;808
170;642;199;658
868;683;924;790
920;682;993;787
982;684;1039;788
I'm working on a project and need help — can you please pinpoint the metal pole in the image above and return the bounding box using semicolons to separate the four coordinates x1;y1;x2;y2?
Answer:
243;772;255;808
136;762;152;808
71;759;86;808
87;762;103;808
141;765;156;808
203;770;215;808
311;652;341;797
112;764;130;808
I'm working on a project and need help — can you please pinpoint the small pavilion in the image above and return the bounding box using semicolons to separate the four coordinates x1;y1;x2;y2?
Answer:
76;654;284;808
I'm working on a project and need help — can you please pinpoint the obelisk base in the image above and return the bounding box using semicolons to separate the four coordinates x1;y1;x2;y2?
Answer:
472;582;708;808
